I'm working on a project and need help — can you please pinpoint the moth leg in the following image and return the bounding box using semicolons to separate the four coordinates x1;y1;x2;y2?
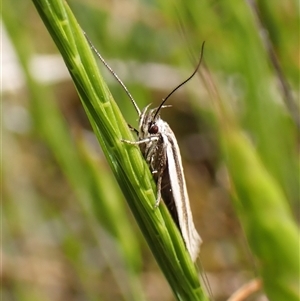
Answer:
121;136;159;145
121;139;135;144
127;123;139;135
154;158;167;208
154;140;168;208
154;172;162;208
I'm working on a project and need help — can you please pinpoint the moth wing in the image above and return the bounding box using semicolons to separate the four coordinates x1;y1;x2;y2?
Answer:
162;127;202;262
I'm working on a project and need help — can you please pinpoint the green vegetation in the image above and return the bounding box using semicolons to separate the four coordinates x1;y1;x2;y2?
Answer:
3;1;299;301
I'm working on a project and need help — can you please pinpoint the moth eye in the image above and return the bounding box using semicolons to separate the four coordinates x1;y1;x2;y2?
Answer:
149;123;158;134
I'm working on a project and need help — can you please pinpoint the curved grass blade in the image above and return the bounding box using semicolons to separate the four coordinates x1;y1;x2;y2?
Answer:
31;0;209;300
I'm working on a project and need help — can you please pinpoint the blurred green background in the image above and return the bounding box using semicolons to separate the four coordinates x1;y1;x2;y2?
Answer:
2;0;299;301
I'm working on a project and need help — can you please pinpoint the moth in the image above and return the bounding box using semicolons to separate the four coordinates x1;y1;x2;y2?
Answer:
85;32;204;262
127;103;202;262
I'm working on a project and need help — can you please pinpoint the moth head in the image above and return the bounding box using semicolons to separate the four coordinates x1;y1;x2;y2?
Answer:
148;104;168;135
146;107;161;135
139;105;159;137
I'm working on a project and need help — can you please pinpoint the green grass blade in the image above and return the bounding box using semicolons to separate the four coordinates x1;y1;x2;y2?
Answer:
222;126;300;301
171;1;299;298
31;0;209;299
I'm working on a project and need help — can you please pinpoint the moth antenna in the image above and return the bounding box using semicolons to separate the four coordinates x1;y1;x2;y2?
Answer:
153;41;205;120
83;31;141;115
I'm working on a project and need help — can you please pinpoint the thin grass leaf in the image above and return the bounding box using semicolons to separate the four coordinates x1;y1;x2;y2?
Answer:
31;0;208;300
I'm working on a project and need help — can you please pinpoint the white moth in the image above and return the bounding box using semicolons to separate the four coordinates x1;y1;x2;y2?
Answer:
128;104;202;262
85;32;204;262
